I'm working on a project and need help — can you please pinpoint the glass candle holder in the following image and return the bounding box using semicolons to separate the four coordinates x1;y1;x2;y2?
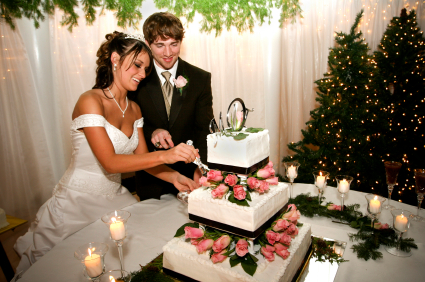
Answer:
74;242;109;281
100;270;131;282
101;210;131;272
385;209;412;257
411;169;425;222
365;194;386;231
384;161;402;210
335;175;353;212
312;170;330;204
284;161;300;199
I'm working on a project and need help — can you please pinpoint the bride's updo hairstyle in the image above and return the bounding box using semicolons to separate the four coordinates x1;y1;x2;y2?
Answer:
93;31;153;90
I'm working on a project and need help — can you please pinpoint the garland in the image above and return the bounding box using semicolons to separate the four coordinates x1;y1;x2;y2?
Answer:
1;1;302;34
289;193;418;260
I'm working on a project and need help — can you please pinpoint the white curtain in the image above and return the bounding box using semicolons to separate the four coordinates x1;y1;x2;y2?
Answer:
1;0;424;220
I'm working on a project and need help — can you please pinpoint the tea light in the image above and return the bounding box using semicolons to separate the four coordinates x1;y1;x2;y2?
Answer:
110;217;125;241
338;179;349;193
316;172;326;188
369;196;381;214
394;214;408;232
85;249;102;278
288;165;297;179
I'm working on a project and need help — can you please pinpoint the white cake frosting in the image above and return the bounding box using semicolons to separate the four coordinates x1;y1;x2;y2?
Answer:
207;129;270;168
188;183;289;232
0;208;9;229
163;223;312;282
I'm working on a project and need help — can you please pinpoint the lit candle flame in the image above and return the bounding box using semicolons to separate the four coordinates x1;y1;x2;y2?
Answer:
319;171;323;176
374;196;378;200
111;217;117;223
115;210;118;217
109;275;115;282
88;248;92;257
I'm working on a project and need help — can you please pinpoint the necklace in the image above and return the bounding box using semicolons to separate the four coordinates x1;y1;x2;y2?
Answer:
107;87;128;118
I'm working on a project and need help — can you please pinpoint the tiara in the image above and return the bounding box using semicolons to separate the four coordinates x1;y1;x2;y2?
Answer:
124;33;145;42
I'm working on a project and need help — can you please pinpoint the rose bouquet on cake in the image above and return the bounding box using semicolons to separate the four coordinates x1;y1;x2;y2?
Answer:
173;204;302;276
198;161;279;207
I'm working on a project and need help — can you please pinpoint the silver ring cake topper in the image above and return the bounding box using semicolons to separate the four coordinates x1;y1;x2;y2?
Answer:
226;98;254;131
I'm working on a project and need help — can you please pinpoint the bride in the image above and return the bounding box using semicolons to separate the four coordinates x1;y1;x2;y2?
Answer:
13;31;199;276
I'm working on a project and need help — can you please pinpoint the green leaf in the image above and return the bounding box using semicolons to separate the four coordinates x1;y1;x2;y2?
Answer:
228;193;250;207
245;127;264;133
229;255;244;267
174;222;199;237
241;260;257;276
245;190;252;201
233;133;249;140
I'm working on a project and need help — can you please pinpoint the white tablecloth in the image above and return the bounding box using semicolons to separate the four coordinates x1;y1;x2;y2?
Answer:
19;184;424;282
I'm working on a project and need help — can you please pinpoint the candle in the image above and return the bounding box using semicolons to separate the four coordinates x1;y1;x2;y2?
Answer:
110;217;126;240
316;172;326;188
369;196;381;214
109;276;115;282
394;214;408;232
85;249;102;278
288;165;297;179
338;179;349;193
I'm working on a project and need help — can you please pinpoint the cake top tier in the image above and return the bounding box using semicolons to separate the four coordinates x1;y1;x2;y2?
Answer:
207;129;270;174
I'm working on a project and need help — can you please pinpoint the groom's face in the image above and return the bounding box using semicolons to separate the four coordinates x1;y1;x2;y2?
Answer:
149;37;181;70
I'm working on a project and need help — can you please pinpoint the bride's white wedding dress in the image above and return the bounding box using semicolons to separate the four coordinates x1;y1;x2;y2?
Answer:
14;114;140;274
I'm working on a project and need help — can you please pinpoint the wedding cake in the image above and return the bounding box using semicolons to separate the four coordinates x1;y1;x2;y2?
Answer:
0;208;9;229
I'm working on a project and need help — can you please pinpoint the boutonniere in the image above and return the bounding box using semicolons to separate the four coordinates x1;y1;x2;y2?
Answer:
173;75;188;95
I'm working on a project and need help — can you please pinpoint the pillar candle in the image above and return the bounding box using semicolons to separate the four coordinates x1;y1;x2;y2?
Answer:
338;179;349;193
394;214;408;232
316;173;326;188
369;196;381;214
110;218;126;240
288;166;297;179
85;250;102;278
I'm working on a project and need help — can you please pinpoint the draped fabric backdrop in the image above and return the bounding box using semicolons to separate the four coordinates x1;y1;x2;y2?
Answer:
1;0;424;220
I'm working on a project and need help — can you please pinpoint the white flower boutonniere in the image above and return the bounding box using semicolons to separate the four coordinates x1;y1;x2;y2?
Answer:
173;75;188;95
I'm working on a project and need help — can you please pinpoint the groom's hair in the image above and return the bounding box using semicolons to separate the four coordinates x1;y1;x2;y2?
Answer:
143;12;185;45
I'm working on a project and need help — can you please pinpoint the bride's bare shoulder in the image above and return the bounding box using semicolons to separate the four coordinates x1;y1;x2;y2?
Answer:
72;89;105;119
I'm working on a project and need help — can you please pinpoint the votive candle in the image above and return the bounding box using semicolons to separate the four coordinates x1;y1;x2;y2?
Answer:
316;172;326;188
84;249;102;278
288;166;297;179
369;196;381;214
394;214;408;232
110;218;125;241
338;179;349;193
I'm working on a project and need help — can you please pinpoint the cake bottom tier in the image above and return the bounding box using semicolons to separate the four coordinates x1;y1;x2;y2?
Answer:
163;223;312;282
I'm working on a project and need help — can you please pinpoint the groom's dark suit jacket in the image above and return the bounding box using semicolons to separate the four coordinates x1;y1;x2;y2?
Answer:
130;58;213;200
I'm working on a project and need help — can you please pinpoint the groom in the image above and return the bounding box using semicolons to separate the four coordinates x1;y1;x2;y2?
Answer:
131;12;214;200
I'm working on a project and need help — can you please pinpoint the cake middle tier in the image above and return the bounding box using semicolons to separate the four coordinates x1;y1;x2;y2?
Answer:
188;182;289;238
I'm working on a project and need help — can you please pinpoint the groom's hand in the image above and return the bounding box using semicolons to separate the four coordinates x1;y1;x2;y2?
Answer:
151;128;174;149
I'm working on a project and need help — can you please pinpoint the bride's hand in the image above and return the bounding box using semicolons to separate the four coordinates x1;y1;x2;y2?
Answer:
173;174;198;193
162;143;199;164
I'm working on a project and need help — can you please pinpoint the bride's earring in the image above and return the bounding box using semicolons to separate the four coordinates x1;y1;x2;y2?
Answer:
114;64;117;72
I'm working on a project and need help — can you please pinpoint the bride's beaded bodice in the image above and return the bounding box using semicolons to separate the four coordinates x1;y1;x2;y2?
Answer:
56;114;143;197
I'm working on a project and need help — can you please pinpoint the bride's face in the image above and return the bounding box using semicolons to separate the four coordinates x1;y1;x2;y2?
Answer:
114;51;150;92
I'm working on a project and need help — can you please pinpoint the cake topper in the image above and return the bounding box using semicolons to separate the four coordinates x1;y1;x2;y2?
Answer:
226;98;254;131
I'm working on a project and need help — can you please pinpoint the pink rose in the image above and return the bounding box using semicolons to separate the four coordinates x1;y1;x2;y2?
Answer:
257;168;272;179
247;177;260;189
327;204;341;211
266;230;281;245
207;170;224;182
235;239;249;257
184;226;204;239
279;233;292;246
191;239;200;245
266;177;279;185
285;223;299;238
272;219;290;232
196;238;214;253
173;75;188;88
274;243;290;259
224;174;238;186
212;235;231;253
287;204;297;211
211;184;229;199
258;181;269;193
236;111;244;128
381;223;389;229
233;185;246;200
282;209;301;222
199;176;211;187
261;245;275;262
265;161;274;168
211;250;228;263
374;222;389;230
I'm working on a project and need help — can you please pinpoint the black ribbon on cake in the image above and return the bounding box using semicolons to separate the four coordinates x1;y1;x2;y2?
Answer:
207;157;269;175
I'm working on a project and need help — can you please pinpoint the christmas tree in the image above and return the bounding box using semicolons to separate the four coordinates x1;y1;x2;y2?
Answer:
283;11;388;194
374;9;425;204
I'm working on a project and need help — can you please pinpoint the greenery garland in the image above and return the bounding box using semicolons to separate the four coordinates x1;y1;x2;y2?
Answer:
0;0;302;34
288;193;418;260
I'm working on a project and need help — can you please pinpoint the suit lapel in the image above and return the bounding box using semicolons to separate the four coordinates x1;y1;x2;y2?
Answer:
169;58;187;129
145;73;169;125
